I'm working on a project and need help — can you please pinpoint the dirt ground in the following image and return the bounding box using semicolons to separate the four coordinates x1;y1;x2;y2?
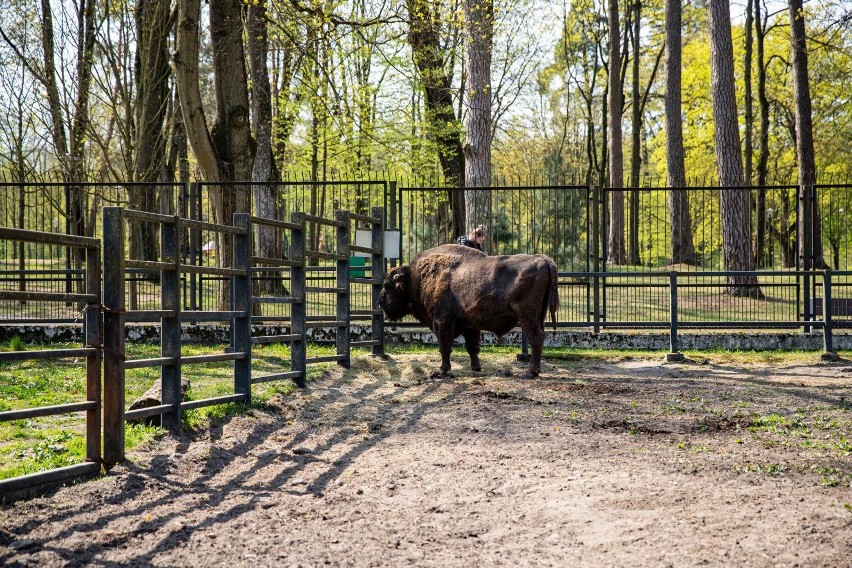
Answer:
2;351;852;567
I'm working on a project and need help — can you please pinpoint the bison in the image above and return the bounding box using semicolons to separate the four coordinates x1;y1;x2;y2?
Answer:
378;244;559;377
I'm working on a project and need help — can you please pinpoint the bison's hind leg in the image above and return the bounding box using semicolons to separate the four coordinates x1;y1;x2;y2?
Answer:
463;329;482;372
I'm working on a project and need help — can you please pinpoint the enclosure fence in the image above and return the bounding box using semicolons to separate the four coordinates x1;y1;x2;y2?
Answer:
0;205;385;495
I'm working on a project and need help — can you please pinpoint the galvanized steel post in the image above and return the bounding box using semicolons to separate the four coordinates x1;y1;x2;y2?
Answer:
102;207;126;465
336;210;351;369
290;213;307;388
233;213;252;399
161;216;182;430
371;206;385;356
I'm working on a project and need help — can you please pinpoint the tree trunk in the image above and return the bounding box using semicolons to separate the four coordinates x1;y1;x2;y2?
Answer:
248;0;284;301
665;0;696;266
462;0;492;234
744;0;754;186
407;0;466;234
628;1;642;265
708;0;761;297
755;0;770;266
789;0;827;269
132;0;172;262
607;0;625;265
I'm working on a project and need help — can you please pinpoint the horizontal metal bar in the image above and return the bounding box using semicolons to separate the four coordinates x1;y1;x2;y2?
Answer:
350;245;381;255
304;250;347;261
124;310;177;322
306;320;347;327
251;296;302;304
250;256;302;267
350;340;383;347
251;371;304;384
346;212;381;224
294;213;347;228
249;316;293;322
182;310;247;321
179;264;246;277
0;348;98;361
350;277;382;285
181;352;247;364
125;260;176;271
122;209;177;225
306;355;347;364
180;393;247;411
305;286;347;294
351;309;383;316
0;291;97;303
0;227;99;249
0;462;100;495
124;357;177;369
123;404;173;421
181;218;247;235
251;334;301;344
249;216;302;231
560;269;820;278
0;401;97;422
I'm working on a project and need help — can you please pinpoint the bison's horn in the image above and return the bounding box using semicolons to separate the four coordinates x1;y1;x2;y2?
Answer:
393;273;402;282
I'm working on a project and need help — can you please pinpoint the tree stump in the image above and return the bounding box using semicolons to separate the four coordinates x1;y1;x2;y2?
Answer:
127;378;190;426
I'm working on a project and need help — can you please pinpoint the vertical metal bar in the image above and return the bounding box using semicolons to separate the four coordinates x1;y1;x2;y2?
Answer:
592;185;601;333
290;213;307;388
822;269;838;360
802;185;812;332
233;213;252;399
160;216;182;430
336;210;351;369
102;207;125;465
189;182;199;311
84;241;101;466
371;206;385;356
666;271;684;362
388;182;398;268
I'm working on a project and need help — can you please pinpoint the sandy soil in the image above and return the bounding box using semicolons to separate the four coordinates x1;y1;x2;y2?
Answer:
2;351;852;567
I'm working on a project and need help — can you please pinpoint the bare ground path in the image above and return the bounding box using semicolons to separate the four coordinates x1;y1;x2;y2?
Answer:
2;352;851;567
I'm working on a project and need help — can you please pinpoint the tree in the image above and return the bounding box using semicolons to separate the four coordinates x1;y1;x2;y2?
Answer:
606;0;625;265
789;0;827;269
707;0;761;297
665;0;695;265
463;0;494;231
132;0;173;261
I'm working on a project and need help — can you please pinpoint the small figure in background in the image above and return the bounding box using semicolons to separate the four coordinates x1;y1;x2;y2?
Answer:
456;225;486;252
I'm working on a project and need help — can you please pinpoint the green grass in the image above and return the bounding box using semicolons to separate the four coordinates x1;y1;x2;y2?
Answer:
0;340;342;480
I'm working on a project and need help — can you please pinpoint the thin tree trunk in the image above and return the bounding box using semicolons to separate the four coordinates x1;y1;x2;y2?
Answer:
665;0;695;266
628;0;641;266
607;0;625;265
756;0;771;266
708;0;761;297
789;0;827;268
463;0;493;233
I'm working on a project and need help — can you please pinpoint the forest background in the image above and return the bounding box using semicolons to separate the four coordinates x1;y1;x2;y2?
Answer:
0;0;850;276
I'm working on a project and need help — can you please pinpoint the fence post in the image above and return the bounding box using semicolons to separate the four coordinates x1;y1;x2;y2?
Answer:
160;216;182;430
666;271;685;363
290;213;307;388
85;238;101;466
371;206;385;356
233;213;253;400
801;184;812;332
189;182;200;311
591;184;601;334
336;210;351;369
102;207;125;466
821;269;839;362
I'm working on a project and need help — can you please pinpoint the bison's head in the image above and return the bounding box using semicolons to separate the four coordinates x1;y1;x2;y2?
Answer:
378;266;413;321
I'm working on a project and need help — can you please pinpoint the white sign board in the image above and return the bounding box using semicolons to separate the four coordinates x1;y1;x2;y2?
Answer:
354;229;401;260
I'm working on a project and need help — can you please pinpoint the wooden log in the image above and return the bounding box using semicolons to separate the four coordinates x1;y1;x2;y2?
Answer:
127;378;190;426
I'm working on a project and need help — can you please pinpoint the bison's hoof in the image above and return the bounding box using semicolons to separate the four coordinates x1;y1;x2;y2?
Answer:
472;366;482;372
524;369;540;378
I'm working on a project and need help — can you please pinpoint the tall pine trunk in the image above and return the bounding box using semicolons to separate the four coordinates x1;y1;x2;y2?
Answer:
708;0;761;297
607;0;625;265
665;0;695;265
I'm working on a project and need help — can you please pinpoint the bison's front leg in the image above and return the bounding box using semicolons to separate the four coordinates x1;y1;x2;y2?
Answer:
463;329;482;372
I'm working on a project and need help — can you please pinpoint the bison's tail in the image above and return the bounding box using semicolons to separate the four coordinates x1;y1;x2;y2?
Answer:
548;261;560;331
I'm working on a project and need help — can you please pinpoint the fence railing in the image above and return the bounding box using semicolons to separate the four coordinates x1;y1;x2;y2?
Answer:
0;227;102;495
0;206;385;494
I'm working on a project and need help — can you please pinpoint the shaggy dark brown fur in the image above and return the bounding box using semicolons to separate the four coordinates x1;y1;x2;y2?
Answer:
379;244;559;377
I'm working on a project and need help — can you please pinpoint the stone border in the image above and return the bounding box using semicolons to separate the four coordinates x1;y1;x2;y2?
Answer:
0;323;846;352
